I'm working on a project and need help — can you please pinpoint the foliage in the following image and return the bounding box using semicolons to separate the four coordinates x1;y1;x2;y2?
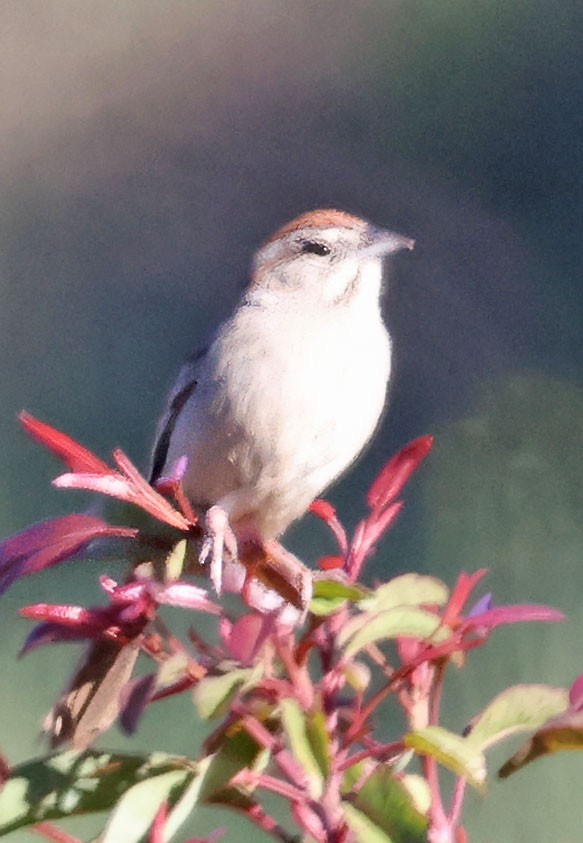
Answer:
0;414;578;843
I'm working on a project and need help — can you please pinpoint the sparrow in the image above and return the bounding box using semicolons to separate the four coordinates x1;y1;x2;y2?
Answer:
149;209;414;592
46;209;414;749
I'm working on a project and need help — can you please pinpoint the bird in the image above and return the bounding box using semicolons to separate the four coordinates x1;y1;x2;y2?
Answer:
46;209;414;750
149;209;414;593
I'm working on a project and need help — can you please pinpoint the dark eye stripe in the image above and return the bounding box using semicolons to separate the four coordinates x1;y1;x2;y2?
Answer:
300;240;331;256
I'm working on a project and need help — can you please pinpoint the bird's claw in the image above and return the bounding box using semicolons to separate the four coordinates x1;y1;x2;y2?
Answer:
199;505;238;594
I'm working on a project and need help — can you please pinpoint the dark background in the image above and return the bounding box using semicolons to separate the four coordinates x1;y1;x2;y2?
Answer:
0;2;581;840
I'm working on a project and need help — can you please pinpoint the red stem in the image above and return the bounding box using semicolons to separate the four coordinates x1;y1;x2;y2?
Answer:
425;662;452;840
448;776;467;829
245;802;299;843
237;710;310;791
338;741;405;772
32;824;81;843
233;769;305;803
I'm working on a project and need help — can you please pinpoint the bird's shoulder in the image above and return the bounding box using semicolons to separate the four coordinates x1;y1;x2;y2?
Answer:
149;347;207;484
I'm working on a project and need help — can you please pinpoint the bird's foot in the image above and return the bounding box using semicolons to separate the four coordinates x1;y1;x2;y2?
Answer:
199;505;238;594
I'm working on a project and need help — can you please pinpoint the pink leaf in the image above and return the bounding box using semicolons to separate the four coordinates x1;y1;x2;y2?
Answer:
19;622;94;655
150;802;168;843
116;450;195;530
223;613;276;664
367;435;433;511
443;569;489;626
397;636;425;664
20;412;194;530
20;412;111;475
346;502;403;581
359;501;404;555
119;673;156;735
348;520;366;565
468;592;493;616
463;604;564;632
569;675;583;711
20;603;98;625
33;823;82;843
0;514;136;595
309;499;348;554
156;581;221;614
103;577;219;613
20;589;153;657
101;578;147;603
151;675;198;703
0;752;9;788
318;555;344;571
54;468;191;531
309;499;337;521
53;472;133;497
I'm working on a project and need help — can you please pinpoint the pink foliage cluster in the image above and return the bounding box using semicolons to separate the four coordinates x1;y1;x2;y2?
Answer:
0;414;569;843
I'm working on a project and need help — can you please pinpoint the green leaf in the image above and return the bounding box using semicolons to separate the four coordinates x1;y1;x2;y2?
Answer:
310;579;366;616
200;726;269;807
87;731;268;843
155;652;191;691
400;774;431;817
193;666;262;720
361;574;449;613
338;607;449;659
101;766;201;843
466;683;569;751
343;803;395;843
165;538;188;580
405;726;487;791
344;660;371;693
0;750;193;836
346;765;428;843
280;698;324;798
306;709;331;779
499;709;583;779
104;737;269;843
342;759;367;794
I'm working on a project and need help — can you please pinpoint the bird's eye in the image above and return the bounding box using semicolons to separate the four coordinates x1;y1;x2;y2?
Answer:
300;240;331;257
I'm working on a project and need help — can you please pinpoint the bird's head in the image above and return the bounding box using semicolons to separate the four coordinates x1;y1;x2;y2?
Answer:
249;209;414;306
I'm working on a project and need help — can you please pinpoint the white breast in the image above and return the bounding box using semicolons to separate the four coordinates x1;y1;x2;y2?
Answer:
164;270;391;538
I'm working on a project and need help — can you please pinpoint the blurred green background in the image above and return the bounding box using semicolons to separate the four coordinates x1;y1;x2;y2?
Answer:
0;1;581;840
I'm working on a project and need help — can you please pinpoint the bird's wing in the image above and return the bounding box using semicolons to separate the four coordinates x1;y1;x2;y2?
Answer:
149;348;207;484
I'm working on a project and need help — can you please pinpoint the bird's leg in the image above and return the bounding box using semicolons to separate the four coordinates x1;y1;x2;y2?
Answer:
199;504;238;594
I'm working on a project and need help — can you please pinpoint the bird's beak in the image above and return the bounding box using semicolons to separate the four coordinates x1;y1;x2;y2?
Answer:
359;226;415;259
